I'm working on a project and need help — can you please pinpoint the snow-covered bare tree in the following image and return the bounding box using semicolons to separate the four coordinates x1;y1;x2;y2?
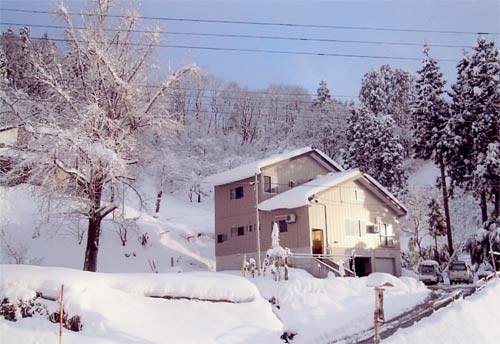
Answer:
412;46;454;255
1;0;196;271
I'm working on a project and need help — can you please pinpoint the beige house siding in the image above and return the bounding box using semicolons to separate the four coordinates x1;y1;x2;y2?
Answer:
308;178;402;275
259;152;332;201
212;150;405;276
215;150;332;258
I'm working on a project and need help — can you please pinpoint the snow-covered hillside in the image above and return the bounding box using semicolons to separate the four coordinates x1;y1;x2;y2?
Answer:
0;185;214;273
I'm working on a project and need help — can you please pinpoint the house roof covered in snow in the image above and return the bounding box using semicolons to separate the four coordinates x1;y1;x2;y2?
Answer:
258;169;407;215
203;147;343;186
258;170;358;211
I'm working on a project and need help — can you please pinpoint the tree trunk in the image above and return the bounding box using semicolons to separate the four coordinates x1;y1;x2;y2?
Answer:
83;175;103;272
439;158;453;256
494;188;499;218
155;190;163;214
480;192;488;223
83;214;102;271
434;235;440;261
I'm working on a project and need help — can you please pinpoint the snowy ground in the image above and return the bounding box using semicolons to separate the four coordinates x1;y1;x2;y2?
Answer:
384;279;500;344
0;265;283;344
0;184;214;273
236;269;429;343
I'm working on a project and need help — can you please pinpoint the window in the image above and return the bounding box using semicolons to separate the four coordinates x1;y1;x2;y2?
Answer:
230;227;238;237
264;176;277;193
238;226;245;236
380;224;395;246
230;186;244;200
217;234;228;243
247;225;253;232
289;180;296;188
272;220;288;233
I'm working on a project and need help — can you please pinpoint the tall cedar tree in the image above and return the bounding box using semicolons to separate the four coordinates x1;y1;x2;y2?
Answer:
343;107;406;194
427;199;448;261
412;46;454;255
359;65;414;156
446;38;499;221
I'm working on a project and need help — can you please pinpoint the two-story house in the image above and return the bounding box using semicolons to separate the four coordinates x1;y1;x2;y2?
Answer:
205;147;407;277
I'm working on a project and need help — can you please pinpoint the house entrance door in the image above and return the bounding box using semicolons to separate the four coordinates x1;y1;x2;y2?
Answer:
312;229;324;255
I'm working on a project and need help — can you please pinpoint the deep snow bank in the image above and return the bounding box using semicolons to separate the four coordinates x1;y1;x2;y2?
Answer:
384;279;500;344
243;269;429;343
0;265;283;343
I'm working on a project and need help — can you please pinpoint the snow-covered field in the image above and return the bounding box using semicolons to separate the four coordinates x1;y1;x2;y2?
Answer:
0;185;214;272
0;265;282;343
384;279;500;344
0;264;433;344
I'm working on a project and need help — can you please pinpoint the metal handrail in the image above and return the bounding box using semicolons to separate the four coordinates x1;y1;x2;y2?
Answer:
290;252;356;277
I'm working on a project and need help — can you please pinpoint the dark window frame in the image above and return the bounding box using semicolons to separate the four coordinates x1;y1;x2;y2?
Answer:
230;186;244;200
238;226;245;236
272;220;288;233
217;234;228;243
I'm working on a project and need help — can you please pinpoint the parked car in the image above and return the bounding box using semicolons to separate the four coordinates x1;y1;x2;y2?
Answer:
418;260;442;285
449;261;473;284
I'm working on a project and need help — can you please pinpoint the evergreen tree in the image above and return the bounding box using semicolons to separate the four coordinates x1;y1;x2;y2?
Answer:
427;199;447;261
359;64;415;156
312;80;332;107
446;37;499;221
343;107;406;194
308;80;348;158
412;46;454;255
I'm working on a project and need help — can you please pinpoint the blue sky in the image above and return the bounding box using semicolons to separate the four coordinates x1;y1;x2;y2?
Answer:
1;0;498;99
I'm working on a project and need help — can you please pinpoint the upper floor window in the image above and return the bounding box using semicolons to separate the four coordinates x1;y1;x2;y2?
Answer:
230;186;244;200
217;234;228;243
238;226;245;236
380;224;395;246
264;176;278;193
272;220;288;233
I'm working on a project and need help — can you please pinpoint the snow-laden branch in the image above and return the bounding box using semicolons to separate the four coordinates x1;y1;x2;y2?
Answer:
54;158;90;186
143;65;199;115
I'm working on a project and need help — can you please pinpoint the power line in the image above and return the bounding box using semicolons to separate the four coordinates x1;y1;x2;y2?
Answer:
1;7;498;36
10;96;486;124
25;35;458;63
0;22;477;50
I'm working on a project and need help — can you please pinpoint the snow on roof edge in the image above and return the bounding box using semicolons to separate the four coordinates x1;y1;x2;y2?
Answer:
258;169;359;211
203;147;342;186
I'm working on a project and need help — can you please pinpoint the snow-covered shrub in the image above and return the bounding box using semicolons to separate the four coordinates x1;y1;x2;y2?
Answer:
266;223;291;281
466;217;500;268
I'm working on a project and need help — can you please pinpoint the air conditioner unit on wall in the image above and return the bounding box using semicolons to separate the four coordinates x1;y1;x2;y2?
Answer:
286;213;297;223
285;213;297;223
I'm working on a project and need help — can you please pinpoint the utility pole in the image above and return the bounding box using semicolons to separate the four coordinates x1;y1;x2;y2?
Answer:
254;173;262;274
